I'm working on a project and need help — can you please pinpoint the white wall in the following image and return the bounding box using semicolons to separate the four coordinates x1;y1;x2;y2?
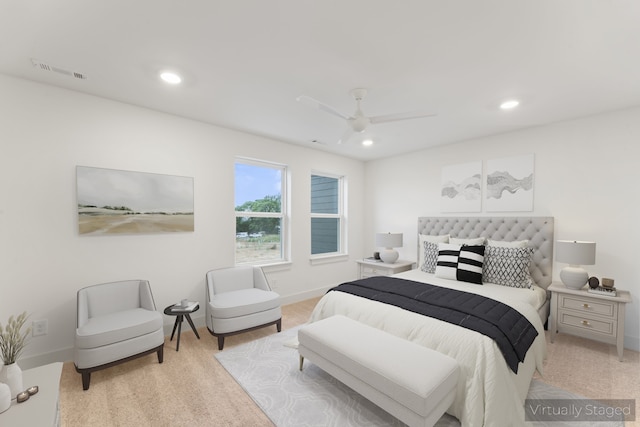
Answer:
0;74;365;367
364;107;640;351
4;71;638;367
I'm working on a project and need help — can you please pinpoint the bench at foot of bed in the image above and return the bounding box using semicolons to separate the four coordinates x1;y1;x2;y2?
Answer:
298;315;459;427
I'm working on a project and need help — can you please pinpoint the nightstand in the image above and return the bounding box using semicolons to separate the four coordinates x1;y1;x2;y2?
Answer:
549;282;631;361
356;259;414;279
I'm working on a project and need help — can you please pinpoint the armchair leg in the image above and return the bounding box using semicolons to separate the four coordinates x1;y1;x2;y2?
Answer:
157;345;164;363
217;336;225;350
82;372;91;390
276;318;282;332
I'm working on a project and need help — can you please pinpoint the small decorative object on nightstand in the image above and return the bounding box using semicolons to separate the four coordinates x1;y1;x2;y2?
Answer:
549;282;631;361
356;259;414;279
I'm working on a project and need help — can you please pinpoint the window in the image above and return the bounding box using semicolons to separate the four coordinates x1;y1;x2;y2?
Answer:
311;173;345;256
235;159;287;264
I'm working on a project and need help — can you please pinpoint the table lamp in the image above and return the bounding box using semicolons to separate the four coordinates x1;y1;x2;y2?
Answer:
376;232;403;264
555;240;596;289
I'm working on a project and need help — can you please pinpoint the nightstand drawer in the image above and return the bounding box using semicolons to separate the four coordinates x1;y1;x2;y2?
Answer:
559;312;615;336
560;295;616;318
361;265;390;276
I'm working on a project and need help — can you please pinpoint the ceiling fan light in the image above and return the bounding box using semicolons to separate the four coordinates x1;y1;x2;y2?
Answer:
500;100;519;110
351;116;369;132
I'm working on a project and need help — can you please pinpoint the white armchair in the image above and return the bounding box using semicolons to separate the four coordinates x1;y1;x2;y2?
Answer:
74;280;164;390
205;266;282;350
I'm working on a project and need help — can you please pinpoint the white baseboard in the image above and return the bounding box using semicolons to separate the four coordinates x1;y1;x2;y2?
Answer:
17;317;640;369
16;288;332;370
18;347;74;370
279;285;334;306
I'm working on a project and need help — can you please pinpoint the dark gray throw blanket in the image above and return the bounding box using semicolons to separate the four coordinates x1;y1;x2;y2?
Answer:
329;276;538;373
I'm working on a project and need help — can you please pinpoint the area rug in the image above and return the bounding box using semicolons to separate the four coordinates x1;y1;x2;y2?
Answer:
215;327;624;427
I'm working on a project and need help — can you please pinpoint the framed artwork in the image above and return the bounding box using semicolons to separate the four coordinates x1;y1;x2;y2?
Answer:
485;154;534;212
440;161;482;212
76;166;194;235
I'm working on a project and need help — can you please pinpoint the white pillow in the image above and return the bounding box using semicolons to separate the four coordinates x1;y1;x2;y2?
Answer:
487;239;529;248
418;234;449;271
450;237;486;246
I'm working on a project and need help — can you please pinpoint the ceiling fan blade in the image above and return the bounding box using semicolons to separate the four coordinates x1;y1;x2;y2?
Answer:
297;95;353;121
369;111;437;124
337;126;354;145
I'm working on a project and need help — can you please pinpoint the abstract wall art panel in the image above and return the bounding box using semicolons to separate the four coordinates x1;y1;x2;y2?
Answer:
76;166;194;235
440;161;482;212
485;154;534;212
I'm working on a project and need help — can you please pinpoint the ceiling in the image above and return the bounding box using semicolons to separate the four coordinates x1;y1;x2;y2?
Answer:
2;1;640;161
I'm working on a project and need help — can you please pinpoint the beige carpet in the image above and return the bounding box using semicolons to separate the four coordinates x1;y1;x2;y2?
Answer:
59;298;640;427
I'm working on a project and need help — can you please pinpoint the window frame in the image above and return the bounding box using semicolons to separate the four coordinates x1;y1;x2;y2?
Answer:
234;158;289;266
310;171;347;260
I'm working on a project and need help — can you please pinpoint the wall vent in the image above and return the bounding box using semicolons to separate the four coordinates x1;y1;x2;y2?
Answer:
31;58;88;80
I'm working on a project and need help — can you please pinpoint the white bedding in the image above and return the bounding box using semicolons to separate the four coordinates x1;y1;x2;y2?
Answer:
396;269;549;312
307;270;547;427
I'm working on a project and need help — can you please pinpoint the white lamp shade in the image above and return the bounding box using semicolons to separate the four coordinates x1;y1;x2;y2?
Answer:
556;240;596;289
375;232;403;264
556;240;596;265
375;233;403;249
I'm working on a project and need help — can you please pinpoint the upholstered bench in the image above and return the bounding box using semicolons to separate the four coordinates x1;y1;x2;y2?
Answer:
298;315;459;427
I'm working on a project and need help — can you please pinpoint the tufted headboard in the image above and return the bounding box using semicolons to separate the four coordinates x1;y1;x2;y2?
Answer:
417;216;554;289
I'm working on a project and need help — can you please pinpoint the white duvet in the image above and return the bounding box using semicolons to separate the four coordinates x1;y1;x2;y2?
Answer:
307;270;547;427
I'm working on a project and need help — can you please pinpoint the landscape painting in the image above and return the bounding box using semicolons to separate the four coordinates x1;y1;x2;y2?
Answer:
77;166;194;235
440;161;482;212
485;154;534;212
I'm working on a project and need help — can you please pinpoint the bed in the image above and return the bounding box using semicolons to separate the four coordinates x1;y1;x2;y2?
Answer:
308;216;554;426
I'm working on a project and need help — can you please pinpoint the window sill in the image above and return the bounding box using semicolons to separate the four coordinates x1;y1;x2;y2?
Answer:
309;254;349;265
259;261;292;273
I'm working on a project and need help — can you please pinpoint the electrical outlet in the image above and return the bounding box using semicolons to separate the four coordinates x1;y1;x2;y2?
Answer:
32;319;48;337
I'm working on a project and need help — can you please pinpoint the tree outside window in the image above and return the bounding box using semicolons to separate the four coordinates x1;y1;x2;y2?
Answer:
235;160;287;264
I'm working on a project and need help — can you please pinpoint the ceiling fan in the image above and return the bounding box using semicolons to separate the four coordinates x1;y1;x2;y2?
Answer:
297;88;436;144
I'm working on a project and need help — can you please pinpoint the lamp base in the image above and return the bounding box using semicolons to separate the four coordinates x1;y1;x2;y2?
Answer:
560;266;589;289
380;249;399;264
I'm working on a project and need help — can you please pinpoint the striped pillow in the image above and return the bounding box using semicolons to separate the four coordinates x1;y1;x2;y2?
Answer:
457;244;485;284
435;243;485;284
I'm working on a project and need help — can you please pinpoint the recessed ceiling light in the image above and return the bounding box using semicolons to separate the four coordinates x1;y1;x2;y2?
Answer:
362;139;374;146
160;71;182;84
500;100;519;110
